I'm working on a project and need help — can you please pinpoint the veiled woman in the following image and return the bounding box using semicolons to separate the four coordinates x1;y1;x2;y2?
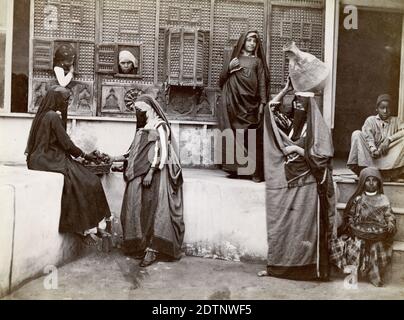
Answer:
259;89;336;281
110;94;184;267
25;85;111;245
217;30;270;182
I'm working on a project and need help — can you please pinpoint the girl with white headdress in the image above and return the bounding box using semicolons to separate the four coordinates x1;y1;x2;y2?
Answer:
110;94;184;267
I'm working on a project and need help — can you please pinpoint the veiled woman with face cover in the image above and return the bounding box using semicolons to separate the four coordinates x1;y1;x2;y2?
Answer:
110;94;184;267
217;30;270;182
259;91;336;281
25;86;111;245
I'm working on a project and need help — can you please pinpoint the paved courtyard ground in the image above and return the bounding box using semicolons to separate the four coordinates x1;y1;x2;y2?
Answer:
3;250;404;300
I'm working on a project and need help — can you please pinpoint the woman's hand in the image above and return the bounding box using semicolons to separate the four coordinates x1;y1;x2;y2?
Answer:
283;76;293;93
69;65;74;74
229;58;240;72
379;138;390;155
142;168;155;187
284;145;304;157
387;223;395;234
370;147;381;158
84;151;97;162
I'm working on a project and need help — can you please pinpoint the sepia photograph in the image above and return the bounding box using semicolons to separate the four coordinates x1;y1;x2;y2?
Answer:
0;0;404;306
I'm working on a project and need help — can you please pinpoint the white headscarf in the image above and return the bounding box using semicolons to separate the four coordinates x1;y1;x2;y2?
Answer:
119;50;138;68
134;101;166;131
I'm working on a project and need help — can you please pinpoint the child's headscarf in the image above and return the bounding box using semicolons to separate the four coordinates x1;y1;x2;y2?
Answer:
337;167;384;236
344;167;384;215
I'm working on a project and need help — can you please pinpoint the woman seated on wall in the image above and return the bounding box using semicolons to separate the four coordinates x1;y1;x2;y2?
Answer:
25;85;111;246
347;94;404;181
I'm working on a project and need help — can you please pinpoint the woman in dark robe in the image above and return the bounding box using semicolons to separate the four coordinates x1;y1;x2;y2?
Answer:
259;89;336;281
217;30;270;182
110;94;184;267
25;85;111;245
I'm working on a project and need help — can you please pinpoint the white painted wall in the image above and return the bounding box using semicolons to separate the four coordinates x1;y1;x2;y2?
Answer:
0;115;218;167
0;165;82;297
0;115;137;164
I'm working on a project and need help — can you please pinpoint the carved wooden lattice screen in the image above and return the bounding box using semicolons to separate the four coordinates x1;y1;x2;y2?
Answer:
98;0;156;115
158;0;211;85
165;28;206;87
269;0;325;93
31;0;96;115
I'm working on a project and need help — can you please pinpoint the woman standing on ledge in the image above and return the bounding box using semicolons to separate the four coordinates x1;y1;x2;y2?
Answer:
217;30;270;182
25;85;111;245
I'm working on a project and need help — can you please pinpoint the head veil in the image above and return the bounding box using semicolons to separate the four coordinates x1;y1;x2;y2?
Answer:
219;30;270;93
135;94;183;189
337;167;384;236
344;167;384;215
25;85;70;158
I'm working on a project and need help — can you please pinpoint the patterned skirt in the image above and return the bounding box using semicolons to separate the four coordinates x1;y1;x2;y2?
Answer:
330;236;393;286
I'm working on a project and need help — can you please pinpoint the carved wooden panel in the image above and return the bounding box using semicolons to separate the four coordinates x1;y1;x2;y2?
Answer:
158;0;211;85
164;28;206;87
100;84;162;115
96;43;118;74
33;39;54;71
30;79;95;115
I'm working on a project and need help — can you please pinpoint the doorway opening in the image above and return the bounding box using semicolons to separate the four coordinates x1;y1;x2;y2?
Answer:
333;8;402;159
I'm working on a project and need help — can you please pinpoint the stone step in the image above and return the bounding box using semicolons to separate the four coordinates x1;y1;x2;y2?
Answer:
336;203;404;242
393;241;404;268
334;177;404;209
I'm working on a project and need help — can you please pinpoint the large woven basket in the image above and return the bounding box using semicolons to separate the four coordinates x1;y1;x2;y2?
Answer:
84;163;112;175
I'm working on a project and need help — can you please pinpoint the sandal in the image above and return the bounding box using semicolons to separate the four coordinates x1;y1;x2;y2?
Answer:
139;250;158;267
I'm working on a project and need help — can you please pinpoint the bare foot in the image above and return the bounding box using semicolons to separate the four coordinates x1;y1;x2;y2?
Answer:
257;270;268;277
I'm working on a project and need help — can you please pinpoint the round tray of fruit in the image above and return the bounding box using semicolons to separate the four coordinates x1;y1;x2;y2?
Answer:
81;151;112;174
